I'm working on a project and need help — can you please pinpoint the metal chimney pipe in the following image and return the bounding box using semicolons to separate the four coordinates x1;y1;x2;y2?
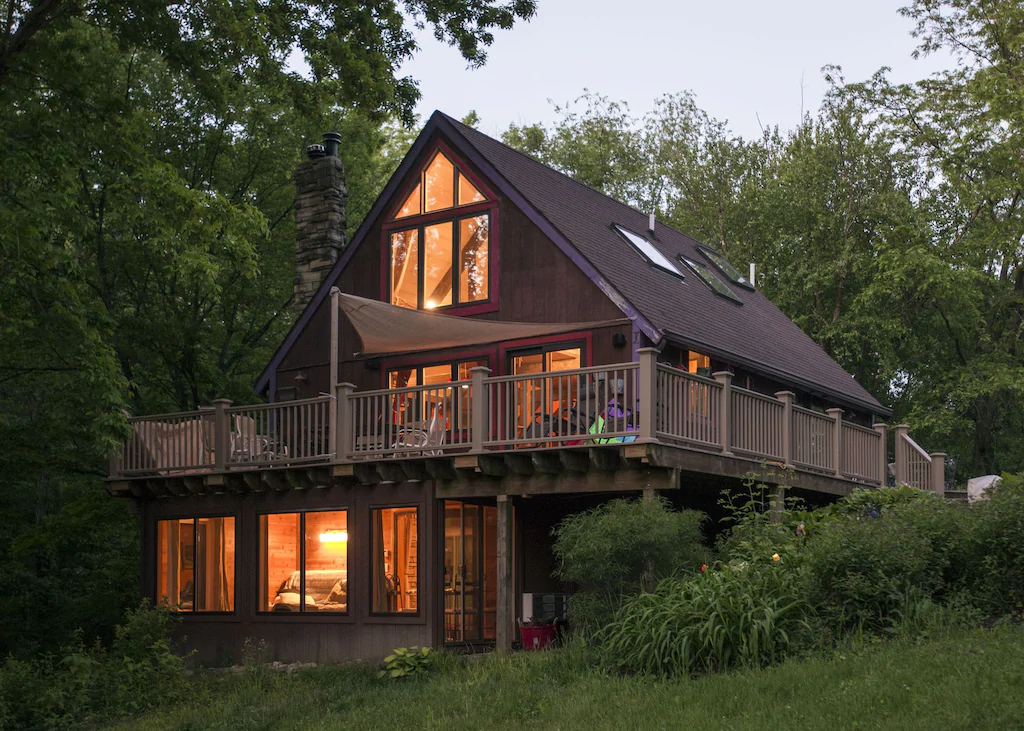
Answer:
648;213;656;233
322;132;341;158
749;262;756;288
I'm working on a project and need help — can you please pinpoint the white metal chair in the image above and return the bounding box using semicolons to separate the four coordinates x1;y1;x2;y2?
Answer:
392;402;447;456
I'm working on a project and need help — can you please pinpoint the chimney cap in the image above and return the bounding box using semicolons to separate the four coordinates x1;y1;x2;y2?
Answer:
306;143;326;160
322;132;341;157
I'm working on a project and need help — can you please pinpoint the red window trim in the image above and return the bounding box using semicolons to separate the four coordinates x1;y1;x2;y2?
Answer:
498;332;594;370
380;138;500;317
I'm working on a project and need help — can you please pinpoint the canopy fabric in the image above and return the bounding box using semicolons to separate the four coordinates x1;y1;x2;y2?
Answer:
337;293;626;356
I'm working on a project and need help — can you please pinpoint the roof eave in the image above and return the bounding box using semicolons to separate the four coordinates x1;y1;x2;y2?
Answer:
662;330;891;417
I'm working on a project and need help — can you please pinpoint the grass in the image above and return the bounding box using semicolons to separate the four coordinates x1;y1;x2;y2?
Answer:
104;627;1024;731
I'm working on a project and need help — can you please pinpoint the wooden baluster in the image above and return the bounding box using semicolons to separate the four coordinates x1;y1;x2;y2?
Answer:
827;408;843;476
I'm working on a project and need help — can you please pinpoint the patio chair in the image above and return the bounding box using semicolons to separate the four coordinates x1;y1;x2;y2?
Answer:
392;402;447;456
231;414;270;462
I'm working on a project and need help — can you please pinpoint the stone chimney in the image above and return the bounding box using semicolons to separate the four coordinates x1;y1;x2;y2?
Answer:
293;132;346;316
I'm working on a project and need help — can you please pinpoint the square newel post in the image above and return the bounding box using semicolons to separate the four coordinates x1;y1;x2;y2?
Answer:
496;494;513;654
636;348;658;443
329;288;340;457
827;408;843;477
872;423;888;487
469;366;491;453
774;391;795;466
929;453;947;496
212;398;232;471
892;424;909;487
334;383;356;462
713;371;733;456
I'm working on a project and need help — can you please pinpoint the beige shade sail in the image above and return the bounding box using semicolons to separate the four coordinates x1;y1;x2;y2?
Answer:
337;293;626;356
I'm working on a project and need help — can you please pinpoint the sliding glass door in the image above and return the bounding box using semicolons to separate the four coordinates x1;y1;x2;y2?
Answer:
443;501;497;643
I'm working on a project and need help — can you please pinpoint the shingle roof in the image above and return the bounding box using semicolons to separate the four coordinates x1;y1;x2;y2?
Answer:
439;113;886;414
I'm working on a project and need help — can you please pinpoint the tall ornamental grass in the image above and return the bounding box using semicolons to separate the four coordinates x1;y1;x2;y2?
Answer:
598;560;812;677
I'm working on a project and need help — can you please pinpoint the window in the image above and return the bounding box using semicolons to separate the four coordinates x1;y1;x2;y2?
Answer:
387;358;486;428
258;510;348;613
614;225;684;278
698;245;753;289
389;151;491;310
679;255;742;303
156;517;235;612
372;507;419;613
688;351;711;377
507;344;585;444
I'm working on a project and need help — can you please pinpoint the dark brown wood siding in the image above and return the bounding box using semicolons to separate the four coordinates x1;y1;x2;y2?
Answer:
141;481;436;665
273;132;629;402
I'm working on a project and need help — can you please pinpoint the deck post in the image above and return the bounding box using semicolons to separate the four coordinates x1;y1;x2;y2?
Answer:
335;383;356;461
636;348;658;443
827;408;843;477
713;371;733;456
929;453;947;496
873;423;887;487
212;398;232;471
892;424;909;486
496;494;513;654
774;391;795;465
328;288;340;458
469;366;491;453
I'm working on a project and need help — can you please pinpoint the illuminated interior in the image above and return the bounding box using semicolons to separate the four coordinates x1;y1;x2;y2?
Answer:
372;507;418;613
156;517;235;612
258;510;348;613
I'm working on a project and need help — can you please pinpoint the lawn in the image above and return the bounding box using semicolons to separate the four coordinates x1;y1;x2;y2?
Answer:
106;626;1024;731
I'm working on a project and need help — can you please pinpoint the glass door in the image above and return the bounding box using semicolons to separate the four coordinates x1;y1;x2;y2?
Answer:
444;501;497;643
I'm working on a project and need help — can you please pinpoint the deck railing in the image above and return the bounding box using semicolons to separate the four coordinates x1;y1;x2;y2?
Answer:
731;387;786;461
483;363;639;449
345;380;474;458
226;396;333;466
654;364;720;450
109;349;945;493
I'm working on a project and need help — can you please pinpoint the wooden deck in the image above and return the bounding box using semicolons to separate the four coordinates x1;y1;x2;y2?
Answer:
109;351;946;498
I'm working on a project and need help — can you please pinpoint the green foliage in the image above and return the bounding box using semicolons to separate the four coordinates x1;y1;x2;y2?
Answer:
378;646;438;680
967;473;1024;614
598;562;813;677
0;603;186;730
551;497;707;631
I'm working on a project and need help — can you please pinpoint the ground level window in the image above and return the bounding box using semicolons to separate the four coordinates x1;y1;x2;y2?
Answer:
372;507;418;613
258;510;348;613
156;516;235;612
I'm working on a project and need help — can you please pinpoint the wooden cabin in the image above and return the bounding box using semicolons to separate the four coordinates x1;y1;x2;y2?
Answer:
108;112;946;664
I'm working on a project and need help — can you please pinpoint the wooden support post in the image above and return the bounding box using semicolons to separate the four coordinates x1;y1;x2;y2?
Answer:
774;391;795;466
335;383;356;462
713;371;733;456
873;422;888;487
328;287;340;457
469;366;491;453
212;398;232;471
769;486;786;524
642;486;655;503
496;494;513;654
930;453;947;496
827;408;843;477
636;348;658;443
893;424;909;486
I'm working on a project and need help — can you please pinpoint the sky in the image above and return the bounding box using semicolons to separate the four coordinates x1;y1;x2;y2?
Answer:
400;0;954;140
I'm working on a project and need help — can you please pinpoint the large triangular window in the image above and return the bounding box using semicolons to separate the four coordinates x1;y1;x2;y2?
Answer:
387;149;494;310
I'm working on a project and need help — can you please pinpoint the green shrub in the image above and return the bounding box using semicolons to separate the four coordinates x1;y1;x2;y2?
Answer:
552;497;707;632
969;473;1024;614
0;602;186;730
802;512;941;631
378;646;437;679
598;560;812;677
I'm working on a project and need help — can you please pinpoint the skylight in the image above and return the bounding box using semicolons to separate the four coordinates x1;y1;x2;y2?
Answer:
615;226;684;278
679;256;742;303
698;245;753;289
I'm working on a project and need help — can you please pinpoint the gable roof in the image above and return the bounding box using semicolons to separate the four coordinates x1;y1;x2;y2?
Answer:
258;111;886;415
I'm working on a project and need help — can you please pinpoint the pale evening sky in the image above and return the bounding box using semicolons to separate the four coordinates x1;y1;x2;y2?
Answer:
399;0;953;140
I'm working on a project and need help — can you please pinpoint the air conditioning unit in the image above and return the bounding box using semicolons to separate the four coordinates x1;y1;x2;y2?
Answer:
521;593;569;623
